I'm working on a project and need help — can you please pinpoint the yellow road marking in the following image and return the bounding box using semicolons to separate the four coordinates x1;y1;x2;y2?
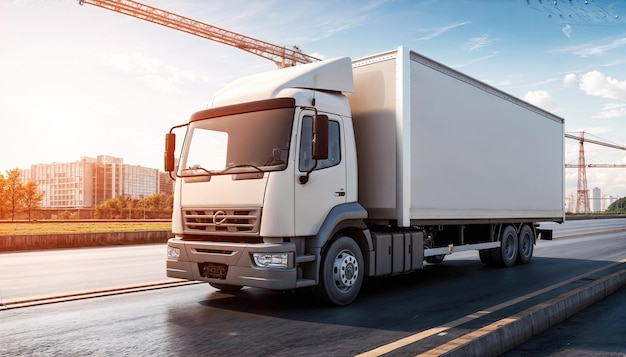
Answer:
356;259;626;357
417;260;626;356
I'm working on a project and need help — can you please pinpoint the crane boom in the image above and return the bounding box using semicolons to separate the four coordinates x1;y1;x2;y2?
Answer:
78;0;320;68
566;164;626;168
564;132;626;151
588;164;626;168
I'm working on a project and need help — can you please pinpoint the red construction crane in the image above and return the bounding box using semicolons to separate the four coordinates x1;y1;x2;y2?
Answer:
564;132;626;213
587;164;626;168
78;0;320;68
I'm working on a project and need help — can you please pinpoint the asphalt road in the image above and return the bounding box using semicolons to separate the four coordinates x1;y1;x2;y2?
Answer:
0;219;624;356
0;244;171;300
504;286;626;357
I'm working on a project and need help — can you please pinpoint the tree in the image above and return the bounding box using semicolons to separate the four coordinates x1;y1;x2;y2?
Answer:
145;193;171;219
23;180;44;221
95;195;128;219
94;194;173;219
5;169;25;221
606;197;626;214
165;194;174;217
0;173;6;220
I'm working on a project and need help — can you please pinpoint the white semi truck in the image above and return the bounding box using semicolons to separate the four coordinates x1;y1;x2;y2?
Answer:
164;46;564;305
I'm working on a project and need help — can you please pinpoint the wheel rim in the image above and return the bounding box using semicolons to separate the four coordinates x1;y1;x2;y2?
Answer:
519;228;533;261
504;233;516;261
332;249;359;292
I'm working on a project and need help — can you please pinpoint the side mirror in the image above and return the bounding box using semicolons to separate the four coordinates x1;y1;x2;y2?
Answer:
312;114;328;160
164;133;176;172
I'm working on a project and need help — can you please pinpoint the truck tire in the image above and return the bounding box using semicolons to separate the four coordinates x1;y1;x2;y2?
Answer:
209;283;243;292
517;225;534;264
479;249;494;265
314;236;364;306
491;225;518;267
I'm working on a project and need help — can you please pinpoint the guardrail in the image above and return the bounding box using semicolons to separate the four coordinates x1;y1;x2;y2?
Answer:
0;231;171;252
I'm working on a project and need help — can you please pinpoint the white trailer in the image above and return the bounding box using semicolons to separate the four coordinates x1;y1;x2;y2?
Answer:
165;46;564;305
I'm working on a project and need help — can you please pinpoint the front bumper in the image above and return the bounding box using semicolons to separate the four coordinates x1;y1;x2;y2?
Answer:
166;237;298;290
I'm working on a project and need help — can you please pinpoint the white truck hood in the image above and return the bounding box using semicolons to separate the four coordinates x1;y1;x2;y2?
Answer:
179;174;267;208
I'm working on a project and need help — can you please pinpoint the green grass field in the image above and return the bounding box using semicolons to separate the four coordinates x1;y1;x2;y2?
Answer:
0;221;172;235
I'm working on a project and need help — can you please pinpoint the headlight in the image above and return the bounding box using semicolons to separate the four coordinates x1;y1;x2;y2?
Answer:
252;253;291;268
167;246;181;260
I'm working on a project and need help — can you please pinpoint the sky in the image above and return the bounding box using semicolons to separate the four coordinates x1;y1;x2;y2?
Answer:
1;0;626;203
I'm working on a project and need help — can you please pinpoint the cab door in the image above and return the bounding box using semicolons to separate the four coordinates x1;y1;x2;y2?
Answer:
294;113;347;236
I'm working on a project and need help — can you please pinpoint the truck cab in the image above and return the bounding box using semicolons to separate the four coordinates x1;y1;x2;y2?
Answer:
165;57;369;305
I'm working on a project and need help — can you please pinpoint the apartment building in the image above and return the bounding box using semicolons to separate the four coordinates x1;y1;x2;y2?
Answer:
22;155;173;209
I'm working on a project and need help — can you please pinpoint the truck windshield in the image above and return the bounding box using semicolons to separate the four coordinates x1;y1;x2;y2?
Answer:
180;106;294;176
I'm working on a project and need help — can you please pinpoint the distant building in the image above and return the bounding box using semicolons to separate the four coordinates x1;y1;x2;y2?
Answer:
22;155;174;209
592;187;601;213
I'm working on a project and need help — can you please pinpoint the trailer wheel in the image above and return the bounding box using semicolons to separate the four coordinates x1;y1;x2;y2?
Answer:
209;283;243;292
491;225;518;267
517;225;534;264
314;236;364;306
479;249;494;265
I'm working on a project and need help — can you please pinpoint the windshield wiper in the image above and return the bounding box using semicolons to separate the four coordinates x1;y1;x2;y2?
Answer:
179;165;213;177
218;163;264;175
181;163;265;177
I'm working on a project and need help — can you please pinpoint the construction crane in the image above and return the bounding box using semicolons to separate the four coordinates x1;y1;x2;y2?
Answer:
588;164;626;168
564;132;626;213
78;0;320;68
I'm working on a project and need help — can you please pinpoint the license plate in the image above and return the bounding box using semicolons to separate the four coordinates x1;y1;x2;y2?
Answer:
199;262;228;279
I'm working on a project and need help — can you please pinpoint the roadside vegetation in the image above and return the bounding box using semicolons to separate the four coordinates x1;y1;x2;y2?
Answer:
606;197;626;214
0;168;43;221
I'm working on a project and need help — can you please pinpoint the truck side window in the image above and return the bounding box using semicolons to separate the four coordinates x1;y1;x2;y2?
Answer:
299;116;341;172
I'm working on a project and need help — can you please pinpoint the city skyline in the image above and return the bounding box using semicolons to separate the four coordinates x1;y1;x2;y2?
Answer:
2;0;626;199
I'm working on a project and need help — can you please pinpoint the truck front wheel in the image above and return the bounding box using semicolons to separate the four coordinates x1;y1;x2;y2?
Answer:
314;236;364;306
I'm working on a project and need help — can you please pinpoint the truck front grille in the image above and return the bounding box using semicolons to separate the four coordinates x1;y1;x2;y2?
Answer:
183;207;261;235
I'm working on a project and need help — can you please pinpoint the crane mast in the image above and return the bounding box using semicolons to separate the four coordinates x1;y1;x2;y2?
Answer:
564;132;626;213
78;0;320;68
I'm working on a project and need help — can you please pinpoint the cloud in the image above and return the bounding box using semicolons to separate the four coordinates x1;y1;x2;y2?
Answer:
415;21;470;41
451;51;500;68
554;37;626;57
533;78;559;86
593;103;626;119
101;52;202;94
230;0;393;45
468;34;496;51
579;70;626;101
562;24;572;38
563;73;577;87
524;90;558;112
